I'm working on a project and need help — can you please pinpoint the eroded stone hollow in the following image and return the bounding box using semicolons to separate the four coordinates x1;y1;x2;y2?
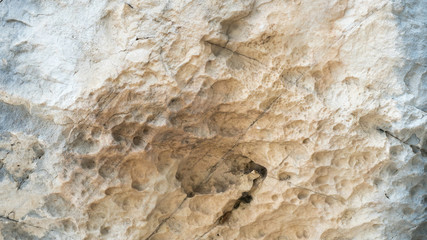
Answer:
0;0;426;239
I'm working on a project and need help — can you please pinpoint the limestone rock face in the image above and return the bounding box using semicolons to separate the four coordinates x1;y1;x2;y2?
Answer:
0;0;426;239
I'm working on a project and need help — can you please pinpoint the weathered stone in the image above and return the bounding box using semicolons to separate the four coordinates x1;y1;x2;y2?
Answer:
0;0;425;239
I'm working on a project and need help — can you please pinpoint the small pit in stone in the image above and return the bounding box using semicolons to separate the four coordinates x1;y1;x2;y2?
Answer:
168;97;183;111
278;172;291;181
187;192;195;198
297;192;308;200
132;136;143;146
131;180;145;191
81;158;95;170
100;226;110;235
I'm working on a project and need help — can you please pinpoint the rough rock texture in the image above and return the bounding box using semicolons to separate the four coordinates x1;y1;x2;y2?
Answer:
0;0;426;239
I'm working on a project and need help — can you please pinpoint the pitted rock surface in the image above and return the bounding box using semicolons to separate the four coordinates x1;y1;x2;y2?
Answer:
0;0;426;239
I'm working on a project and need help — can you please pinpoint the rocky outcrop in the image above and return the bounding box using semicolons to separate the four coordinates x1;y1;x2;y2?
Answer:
0;0;425;239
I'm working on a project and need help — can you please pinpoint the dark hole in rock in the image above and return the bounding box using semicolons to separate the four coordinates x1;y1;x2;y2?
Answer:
132;136;143;146
278;172;291;181
297;192;308;200
410;145;420;154
99;164;113;178
244;161;267;178
258;166;267;178
32;144;45;159
187;192;195;198
218;211;232;225
175;172;182;181
81;158;95;169
239;192;253;203
100;226;110;235
131;181;145;191
168;98;183;111
111;132;122;142
243;162;253;174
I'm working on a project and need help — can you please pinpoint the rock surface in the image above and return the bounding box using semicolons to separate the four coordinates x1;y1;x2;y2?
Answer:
0;0;426;239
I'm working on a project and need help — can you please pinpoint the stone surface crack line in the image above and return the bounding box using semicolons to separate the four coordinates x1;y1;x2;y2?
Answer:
145;196;188;240
0;215;48;231
378;128;424;153
205;40;264;66
0;215;18;223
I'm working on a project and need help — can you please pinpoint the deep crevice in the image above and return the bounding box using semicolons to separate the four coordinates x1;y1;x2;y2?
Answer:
197;161;267;239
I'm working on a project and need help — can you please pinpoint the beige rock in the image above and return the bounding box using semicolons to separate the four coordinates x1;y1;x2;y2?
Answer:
0;0;425;239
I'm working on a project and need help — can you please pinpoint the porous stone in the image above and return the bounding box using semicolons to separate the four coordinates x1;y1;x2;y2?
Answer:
0;0;425;239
